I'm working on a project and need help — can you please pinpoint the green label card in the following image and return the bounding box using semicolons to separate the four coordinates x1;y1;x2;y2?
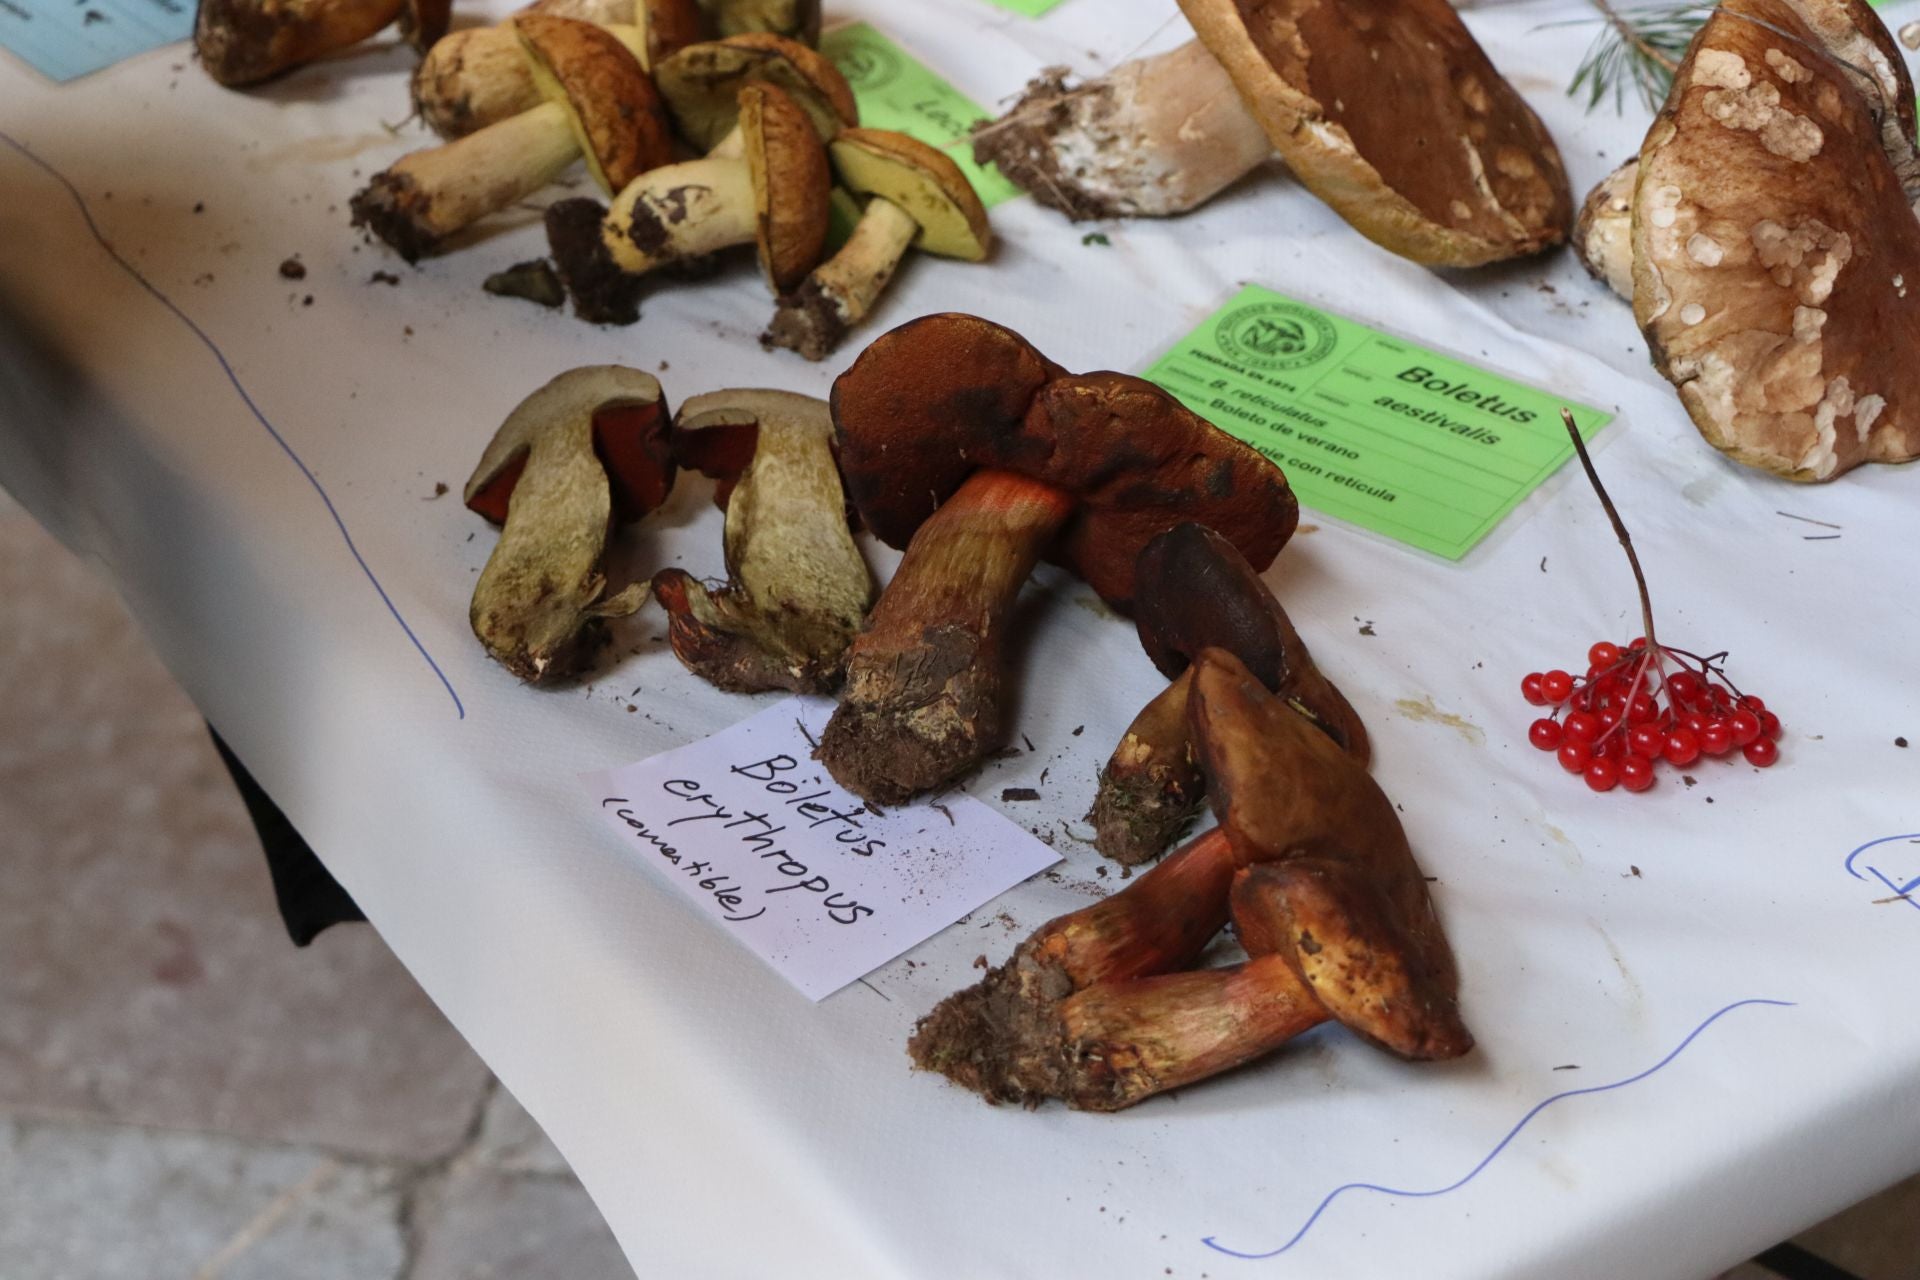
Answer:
821;23;1022;208
977;0;1066;13
1144;285;1612;561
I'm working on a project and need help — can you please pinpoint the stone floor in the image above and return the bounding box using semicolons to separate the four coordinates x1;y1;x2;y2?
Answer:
0;490;1911;1280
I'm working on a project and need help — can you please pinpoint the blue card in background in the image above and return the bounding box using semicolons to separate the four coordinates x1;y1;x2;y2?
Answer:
1;0;192;82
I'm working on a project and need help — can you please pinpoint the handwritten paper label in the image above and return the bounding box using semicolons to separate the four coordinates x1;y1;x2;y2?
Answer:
821;23;1022;208
581;697;1060;999
0;0;191;82
1145;284;1613;561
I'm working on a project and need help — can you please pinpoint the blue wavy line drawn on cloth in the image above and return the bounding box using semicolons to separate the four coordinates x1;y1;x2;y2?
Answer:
1201;996;1797;1261
0;129;466;720
1844;834;1920;915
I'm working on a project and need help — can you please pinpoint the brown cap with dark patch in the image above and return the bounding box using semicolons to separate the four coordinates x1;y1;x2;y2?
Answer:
517;15;676;195
742;82;833;292
1632;0;1920;480
1177;0;1570;265
830;315;1296;610
654;32;856;150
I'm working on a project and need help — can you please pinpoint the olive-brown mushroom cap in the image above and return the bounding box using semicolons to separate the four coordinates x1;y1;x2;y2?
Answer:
638;0;707;67
195;0;403;87
516;15;676;194
830;129;992;260
742;82;833;292
705;0;819;44
830;314;1297;610
1176;0;1571;265
1632;0;1920;480
654;33;856;150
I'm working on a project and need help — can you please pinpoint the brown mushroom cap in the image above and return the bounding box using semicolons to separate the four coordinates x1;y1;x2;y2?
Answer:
1632;0;1920;480
704;0;819;44
742;82;833;292
516;15;675;194
829;129;992;260
637;0;707;67
1176;0;1571;265
1134;523;1368;760
830;314;1297;610
398;0;451;53
1188;647;1468;1059
1575;158;1637;299
654;33;856;150
195;0;403;87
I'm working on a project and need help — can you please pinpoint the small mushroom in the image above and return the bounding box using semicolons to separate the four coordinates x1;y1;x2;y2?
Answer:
1089;523;1368;867
545;80;833;324
650;390;873;693
410;0;681;139
908;649;1467;1111
1178;0;1571;264
1575;158;1638;299
816;314;1297;806
763;129;993;360
195;0;404;87
465;366;675;682
650;32;856;153
354;16;673;262
971;39;1274;220
1632;0;1920;480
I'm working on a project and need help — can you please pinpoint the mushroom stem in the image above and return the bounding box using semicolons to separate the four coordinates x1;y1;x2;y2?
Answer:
970;38;1272;220
1087;669;1203;866
353;101;581;261
602;154;756;272
762;196;919;360
816;469;1074;806
1051;955;1329;1111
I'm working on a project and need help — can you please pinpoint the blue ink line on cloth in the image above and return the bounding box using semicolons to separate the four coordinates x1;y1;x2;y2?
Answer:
1845;834;1920;912
1202;997;1797;1261
0;130;466;720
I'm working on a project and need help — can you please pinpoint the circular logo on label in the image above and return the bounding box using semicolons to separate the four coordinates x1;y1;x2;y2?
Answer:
834;42;902;92
1214;303;1338;370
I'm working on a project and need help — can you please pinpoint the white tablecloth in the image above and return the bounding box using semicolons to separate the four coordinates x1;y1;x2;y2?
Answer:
3;1;1918;1275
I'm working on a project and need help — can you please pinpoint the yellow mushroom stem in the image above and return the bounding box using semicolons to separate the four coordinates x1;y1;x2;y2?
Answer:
602;154;755;273
763;197;918;360
353;100;580;261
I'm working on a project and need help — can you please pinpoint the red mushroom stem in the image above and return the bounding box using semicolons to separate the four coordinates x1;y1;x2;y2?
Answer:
818;468;1074;806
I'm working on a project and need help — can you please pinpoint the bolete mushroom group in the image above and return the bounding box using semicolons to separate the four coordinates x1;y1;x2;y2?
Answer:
817;314;1298;806
910;648;1470;1111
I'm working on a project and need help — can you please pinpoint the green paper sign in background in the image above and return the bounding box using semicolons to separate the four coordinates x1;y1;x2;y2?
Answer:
976;0;1067;14
821;23;1022;208
1145;285;1613;561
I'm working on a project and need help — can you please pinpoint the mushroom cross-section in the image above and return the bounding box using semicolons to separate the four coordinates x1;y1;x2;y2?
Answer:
353;15;673;262
1175;0;1571;264
763;129;993;360
1632;0;1920;480
650;390;873;693
545;80;834;324
196;0;404;87
465;366;676;683
1089;522;1368;867
816;314;1298;807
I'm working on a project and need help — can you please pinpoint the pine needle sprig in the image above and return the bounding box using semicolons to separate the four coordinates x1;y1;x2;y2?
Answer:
1554;0;1710;114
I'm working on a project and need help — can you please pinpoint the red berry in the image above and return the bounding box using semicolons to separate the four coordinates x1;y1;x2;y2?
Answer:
1700;721;1733;756
1584;759;1619;792
1597;733;1628;760
1682;711;1709;735
1529;718;1563;751
1558;740;1592;773
1599;706;1624;731
1743;737;1779;767
1739;694;1766;714
1620;754;1656;792
1728;709;1762;746
1541;670;1574;703
1664;728;1701;766
1668;671;1705;704
1522;672;1546;705
1629;724;1664;757
1588;641;1622;671
1565;711;1601;742
1627;695;1657;724
1760;710;1782;739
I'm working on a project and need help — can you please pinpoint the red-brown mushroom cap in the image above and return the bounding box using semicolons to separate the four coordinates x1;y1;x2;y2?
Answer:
1133;522;1368;760
743;81;833;292
829;314;1297;610
1631;0;1920;480
1176;0;1570;265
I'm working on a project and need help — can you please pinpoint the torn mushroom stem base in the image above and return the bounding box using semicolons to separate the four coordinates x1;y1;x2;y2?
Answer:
765;196;918;359
972;38;1271;219
603;155;756;273
1088;669;1202;866
817;469;1073;806
355;100;580;260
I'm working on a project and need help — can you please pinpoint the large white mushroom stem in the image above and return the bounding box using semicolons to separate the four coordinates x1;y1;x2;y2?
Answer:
601;155;758;273
971;39;1272;220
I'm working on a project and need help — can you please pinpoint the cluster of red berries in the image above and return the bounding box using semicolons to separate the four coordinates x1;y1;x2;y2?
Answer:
1521;640;1780;793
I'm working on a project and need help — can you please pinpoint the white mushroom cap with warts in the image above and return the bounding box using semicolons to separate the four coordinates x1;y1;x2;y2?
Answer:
1632;0;1920;480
